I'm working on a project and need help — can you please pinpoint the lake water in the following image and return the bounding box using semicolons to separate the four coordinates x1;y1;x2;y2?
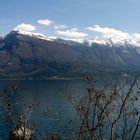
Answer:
0;79;88;139
0;76;134;139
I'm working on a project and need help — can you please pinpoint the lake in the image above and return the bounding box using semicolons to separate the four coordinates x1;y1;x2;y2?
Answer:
0;76;134;139
0;79;88;139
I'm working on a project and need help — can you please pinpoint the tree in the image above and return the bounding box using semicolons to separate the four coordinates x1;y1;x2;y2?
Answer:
67;76;140;140
0;85;35;140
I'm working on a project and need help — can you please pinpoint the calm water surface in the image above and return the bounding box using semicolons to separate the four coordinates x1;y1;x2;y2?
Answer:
0;77;131;139
0;79;87;139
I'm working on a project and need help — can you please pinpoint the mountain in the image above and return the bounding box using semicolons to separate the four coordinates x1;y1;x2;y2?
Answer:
0;31;140;79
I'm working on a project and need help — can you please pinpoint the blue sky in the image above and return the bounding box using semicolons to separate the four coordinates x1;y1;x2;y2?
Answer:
1;0;140;45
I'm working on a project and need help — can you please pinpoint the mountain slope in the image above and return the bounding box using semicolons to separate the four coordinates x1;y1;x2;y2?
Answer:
0;31;140;78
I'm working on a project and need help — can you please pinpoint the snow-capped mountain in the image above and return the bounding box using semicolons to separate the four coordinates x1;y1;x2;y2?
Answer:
0;31;140;78
14;29;140;48
14;30;55;41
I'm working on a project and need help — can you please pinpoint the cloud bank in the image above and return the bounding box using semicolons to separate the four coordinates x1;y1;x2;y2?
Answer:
86;25;130;44
86;25;140;46
13;20;140;47
56;29;88;39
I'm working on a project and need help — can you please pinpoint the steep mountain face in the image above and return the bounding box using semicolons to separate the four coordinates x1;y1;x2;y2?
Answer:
0;31;140;78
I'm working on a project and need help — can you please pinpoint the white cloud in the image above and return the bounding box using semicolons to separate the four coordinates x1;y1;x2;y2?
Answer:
54;24;67;29
14;23;36;32
38;19;53;26
85;25;140;46
86;36;108;45
71;28;78;31
130;33;140;46
86;25;130;44
14;22;140;47
56;29;88;39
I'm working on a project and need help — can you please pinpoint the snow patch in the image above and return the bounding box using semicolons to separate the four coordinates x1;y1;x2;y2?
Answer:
16;30;54;41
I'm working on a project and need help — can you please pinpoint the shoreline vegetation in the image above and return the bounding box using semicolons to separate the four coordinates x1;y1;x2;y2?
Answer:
0;77;83;81
0;72;134;81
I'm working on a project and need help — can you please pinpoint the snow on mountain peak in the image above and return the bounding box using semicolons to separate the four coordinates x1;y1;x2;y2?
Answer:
15;30;55;41
11;27;140;48
85;25;140;47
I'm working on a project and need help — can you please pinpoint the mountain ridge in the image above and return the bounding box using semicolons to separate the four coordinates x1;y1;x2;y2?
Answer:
0;31;140;79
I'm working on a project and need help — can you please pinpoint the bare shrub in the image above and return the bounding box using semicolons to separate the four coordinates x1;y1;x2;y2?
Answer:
0;84;36;140
67;76;140;140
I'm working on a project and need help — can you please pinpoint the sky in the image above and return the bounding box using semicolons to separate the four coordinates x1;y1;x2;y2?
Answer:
1;0;140;45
